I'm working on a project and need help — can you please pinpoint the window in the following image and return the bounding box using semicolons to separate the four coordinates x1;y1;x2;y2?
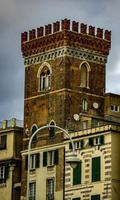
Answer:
43;150;58;167
82;99;88;112
74;140;84;150
73;198;80;200
30;154;40;169
91;194;100;200
82;121;88;130
73;162;81;185
47;179;54;200
111;105;119;112
31;124;38;142
0;135;7;150
0;166;5;184
94;136;104;146
29;182;36;200
80;62;90;88
25;153;40;170
89;136;104;146
49;121;55;138
92;157;101;182
40;70;51;91
37;62;52;92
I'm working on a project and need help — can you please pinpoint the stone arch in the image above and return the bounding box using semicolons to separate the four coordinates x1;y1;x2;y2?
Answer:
37;62;52;91
79;61;91;88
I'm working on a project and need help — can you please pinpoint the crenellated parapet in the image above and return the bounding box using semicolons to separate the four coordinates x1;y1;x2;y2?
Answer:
21;18;111;58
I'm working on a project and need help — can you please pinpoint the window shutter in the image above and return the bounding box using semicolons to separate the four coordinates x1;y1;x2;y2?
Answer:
92;157;100;182
25;155;28;170
1;135;7;149
100;135;104;145
43;152;47;167
54;150;59;165
81;140;84;148
73;162;81;185
36;153;40;168
89;138;93;146
5;164;9;180
69;142;72;150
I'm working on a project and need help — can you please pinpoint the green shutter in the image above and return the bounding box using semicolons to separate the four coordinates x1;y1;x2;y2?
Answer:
36;153;40;168
91;194;100;200
69;142;72;150
73;162;81;185
43;152;47;167
54;150;59;165
100;135;104;145
92;157;100;182
81;140;84;148
89;138;93;146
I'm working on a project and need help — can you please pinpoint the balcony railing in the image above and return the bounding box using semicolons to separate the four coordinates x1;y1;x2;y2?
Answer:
0;118;23;130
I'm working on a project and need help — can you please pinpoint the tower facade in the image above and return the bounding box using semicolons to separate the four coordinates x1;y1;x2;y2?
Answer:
21;18;111;145
21;19;112;200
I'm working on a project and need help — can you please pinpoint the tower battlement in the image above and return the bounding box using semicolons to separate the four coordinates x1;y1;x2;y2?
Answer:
21;18;111;57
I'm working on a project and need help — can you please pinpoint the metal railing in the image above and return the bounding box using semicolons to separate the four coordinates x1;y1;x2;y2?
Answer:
0;118;23;129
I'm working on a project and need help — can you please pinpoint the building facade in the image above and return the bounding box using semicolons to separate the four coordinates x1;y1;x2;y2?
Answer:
21;19;120;200
0;118;23;200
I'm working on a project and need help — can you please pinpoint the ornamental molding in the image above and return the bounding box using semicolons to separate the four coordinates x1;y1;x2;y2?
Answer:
24;46;107;67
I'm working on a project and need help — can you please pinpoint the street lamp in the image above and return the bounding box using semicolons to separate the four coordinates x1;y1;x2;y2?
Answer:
26;124;80;200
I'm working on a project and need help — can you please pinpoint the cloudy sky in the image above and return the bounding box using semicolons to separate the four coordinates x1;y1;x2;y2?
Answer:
0;0;120;121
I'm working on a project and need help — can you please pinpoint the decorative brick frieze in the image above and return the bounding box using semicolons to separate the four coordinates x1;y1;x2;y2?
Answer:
24;46;107;67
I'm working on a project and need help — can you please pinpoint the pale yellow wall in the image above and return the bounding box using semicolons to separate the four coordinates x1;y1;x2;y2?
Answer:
111;132;120;200
65;132;112;199
23;148;63;200
0;131;14;160
0;166;13;200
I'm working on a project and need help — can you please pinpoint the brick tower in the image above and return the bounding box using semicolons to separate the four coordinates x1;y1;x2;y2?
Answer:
21;19;111;199
21;18;111;143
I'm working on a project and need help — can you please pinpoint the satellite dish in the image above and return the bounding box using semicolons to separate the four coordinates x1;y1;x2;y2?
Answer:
93;102;99;109
73;114;79;121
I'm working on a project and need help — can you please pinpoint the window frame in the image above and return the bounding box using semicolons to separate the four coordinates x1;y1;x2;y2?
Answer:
0;165;6;184
80;62;91;89
92;157;101;182
43;150;59;167
82;99;88;112
73;162;82;185
0;135;7;150
46;179;54;200
29;182;36;200
111;105;119;112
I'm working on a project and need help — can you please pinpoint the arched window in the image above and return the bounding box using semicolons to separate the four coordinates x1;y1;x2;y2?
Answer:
49;121;56;138
40;70;51;91
82;99;88;112
31;124;38;142
80;62;90;88
37;62;52;91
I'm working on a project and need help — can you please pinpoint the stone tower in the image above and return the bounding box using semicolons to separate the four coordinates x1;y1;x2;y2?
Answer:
21;18;111;148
